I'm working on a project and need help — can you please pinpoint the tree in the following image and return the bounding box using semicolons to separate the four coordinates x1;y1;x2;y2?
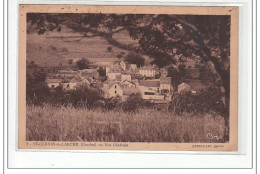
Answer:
26;69;51;105
76;58;91;70
123;93;144;112
97;67;106;77
125;52;145;67
167;66;181;90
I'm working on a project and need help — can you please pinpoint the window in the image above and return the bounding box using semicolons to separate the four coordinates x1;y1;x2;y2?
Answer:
115;85;117;89
144;92;154;95
115;90;117;94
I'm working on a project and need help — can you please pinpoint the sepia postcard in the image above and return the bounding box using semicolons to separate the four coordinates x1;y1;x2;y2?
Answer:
18;5;238;151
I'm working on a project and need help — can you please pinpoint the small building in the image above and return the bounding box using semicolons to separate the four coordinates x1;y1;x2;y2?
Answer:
45;79;62;89
107;72;121;81
138;66;156;77
103;81;123;98
160;77;173;94
178;83;191;93
121;74;131;82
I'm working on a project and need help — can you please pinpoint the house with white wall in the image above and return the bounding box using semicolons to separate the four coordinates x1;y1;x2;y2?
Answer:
138;66;156;77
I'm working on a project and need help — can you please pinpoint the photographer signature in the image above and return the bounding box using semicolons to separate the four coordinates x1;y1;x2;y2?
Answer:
207;133;221;140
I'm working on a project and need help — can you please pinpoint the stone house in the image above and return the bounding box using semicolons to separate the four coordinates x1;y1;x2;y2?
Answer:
103;81;123;98
138;66;156;77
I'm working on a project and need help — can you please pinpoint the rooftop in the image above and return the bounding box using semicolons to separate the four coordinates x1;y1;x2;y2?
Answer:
160;77;172;84
139;80;160;87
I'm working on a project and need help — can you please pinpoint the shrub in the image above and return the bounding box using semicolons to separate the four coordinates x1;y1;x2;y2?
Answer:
122;93;145;112
125;52;145;67
169;92;194;115
76;58;91;70
104;97;122;111
169;86;225;116
61;47;68;53
107;46;112;52
69;85;104;109
193;86;225;115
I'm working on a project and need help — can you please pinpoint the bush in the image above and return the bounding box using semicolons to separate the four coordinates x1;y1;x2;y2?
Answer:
61;47;68;53
104;97;122;111
117;53;123;59
26;69;52;106
193;86;225;115
169;92;194;115
69;85;104;109
125;52;145;67
107;46;112;52
76;58;91;70
169;86;225;115
122;93;145;112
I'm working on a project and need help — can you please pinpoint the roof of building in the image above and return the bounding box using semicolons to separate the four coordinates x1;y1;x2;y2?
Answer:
178;82;190;88
107;81;123;89
45;79;62;83
122;80;135;85
160;77;172;84
70;76;82;83
139;80;160;87
123;88;139;95
80;69;98;74
138;66;155;71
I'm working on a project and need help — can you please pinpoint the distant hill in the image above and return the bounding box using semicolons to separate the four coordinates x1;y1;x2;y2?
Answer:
26;26;147;67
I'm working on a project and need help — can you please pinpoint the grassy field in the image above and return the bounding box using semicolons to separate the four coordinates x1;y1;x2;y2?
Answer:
26;105;225;143
26;27;151;67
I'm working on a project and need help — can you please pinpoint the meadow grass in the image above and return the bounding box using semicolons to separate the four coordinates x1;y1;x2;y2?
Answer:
26;104;225;143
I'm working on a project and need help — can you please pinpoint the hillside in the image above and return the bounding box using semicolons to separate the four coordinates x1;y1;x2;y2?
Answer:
26;26;146;67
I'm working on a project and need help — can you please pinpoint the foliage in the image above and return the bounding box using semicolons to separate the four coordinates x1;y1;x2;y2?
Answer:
68;85;104;109
97;67;106;76
26;69;51;105
125;52;145;67
122;93;145;112
169;86;225;115
107;46;112;52
104;97;122;111
167;64;187;90
196;62;218;85
76;58;91;70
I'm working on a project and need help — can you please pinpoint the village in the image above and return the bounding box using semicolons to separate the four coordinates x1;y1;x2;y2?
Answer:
45;59;205;103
